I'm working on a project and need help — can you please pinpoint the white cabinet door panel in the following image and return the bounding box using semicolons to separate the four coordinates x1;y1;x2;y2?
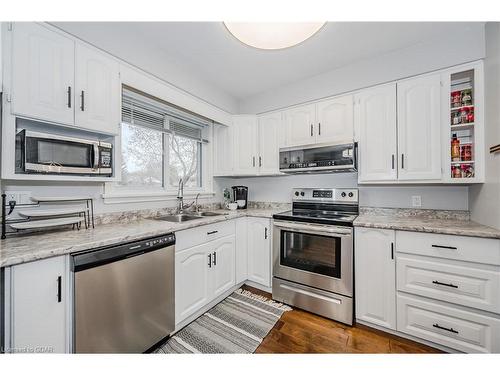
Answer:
247;218;272;287
10;256;68;353
397;74;442;180
355;227;396;329
357;84;398;182
258;112;283;175
213;124;234;176
316;95;354;143
233;116;258;175
235;217;248;284
284;104;316;147
75;44;119;134
212;235;236;298
11;23;74;125
175;242;211;324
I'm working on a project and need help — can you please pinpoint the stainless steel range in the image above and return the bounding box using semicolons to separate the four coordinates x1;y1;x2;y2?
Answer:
272;188;358;325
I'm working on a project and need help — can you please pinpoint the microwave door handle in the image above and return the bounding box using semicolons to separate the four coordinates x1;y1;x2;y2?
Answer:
93;144;99;170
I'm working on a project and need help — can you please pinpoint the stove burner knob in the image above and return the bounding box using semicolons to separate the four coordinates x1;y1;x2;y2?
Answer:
341;192;347;198
348;192;354;198
300;192;305;196
295;191;300;196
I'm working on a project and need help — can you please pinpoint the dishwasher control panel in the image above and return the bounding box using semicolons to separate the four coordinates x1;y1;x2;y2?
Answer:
146;234;175;248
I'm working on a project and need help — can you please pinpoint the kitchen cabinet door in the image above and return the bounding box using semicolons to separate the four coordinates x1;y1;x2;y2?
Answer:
258;112;283;175
397;74;442;181
211;235;236;298
175;242;212;324
9;256;68;353
213;124;234;176
235;217;248;284
356;84;398;182
247;218;272;287
11;23;75;126
284;104;316;147
355;227;396;330
233;115;259;175
75;43;119;135
316;95;354;144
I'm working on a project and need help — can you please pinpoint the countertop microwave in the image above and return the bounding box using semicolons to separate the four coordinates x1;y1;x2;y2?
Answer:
15;129;113;176
279;142;357;174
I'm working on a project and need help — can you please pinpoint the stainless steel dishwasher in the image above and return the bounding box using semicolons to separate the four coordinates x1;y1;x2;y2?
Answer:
72;233;175;353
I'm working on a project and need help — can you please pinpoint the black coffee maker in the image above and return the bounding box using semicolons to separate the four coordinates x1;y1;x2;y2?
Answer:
232;186;248;209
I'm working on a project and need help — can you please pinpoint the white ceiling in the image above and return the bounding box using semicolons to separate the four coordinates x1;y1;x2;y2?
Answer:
53;22;484;110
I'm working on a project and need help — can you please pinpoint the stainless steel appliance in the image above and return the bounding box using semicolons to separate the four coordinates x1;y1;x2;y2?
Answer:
272;188;358;325
72;233;175;353
279;142;357;174
15;129;113;176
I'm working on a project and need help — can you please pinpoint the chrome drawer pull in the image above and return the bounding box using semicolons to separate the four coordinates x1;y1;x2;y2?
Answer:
432;280;458;288
431;244;458;250
433;323;459;334
207;230;218;235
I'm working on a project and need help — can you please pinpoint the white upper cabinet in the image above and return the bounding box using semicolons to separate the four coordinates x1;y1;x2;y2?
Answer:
11;23;75;126
357;84;398;182
397;74;442;181
233;115;259;175
258;112;283;175
284;104;316;147
355;227;396;330
75;44;119;135
316;95;354;144
213;123;234;176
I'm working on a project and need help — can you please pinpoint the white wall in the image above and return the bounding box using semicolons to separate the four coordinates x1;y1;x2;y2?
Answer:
239;25;485;114
469;23;500;229
214;174;469;211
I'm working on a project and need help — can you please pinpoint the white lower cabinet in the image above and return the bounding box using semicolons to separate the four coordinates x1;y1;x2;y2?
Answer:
7;255;69;353
247;217;272;288
235;217;248;283
354;227;396;330
355;226;500;353
175;232;236;325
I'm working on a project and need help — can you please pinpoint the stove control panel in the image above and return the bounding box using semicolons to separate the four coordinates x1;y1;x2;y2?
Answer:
292;188;358;203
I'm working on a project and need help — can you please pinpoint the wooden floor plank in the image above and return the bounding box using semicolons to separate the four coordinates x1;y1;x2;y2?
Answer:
242;285;443;354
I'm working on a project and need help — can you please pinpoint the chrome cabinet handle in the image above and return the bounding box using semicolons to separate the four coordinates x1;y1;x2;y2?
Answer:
433;323;458;334
310;124;313;137
212;251;217;266
67;86;72;108
259;156;262;167
318;122;321;136
431;244;457;250
264;227;268;240
207;230;218;235
391;242;394;260
401;154;404;169
57;276;62;303
252;156;256;167
432;280;458;288
208;253;212;268
80;90;85;111
391;154;395;170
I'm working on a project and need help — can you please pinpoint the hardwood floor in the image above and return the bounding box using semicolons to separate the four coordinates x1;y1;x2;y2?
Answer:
243;285;442;354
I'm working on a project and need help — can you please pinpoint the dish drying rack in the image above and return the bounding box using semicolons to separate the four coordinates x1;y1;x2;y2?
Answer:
1;194;95;239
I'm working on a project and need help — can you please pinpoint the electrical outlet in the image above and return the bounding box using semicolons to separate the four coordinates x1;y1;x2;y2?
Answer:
4;191;32;205
411;195;422;207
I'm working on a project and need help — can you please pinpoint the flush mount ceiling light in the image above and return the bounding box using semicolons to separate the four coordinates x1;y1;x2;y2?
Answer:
223;22;326;50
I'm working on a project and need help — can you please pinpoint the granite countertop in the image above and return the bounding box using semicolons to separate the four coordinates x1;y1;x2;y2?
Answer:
0;208;286;268
354;208;500;239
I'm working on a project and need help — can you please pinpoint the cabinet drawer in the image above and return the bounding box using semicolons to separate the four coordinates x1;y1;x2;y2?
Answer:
396;231;500;266
397;255;500;313
176;220;235;251
397;293;500;353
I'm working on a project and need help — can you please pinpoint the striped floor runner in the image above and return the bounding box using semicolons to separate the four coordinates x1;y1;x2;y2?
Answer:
155;289;291;354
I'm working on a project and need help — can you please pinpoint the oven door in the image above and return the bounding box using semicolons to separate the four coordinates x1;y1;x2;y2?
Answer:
273;220;353;297
22;130;100;175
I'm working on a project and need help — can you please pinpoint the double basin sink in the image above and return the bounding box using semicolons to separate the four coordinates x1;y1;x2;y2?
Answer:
155;211;223;223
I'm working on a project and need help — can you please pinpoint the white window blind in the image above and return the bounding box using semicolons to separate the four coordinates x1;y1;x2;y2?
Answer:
122;86;210;142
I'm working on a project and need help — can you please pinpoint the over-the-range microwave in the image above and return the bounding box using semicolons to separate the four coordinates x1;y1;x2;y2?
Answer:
279;142;357;174
15;129;113;176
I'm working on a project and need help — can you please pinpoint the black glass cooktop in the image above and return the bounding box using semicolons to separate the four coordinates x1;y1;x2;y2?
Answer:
273;210;357;226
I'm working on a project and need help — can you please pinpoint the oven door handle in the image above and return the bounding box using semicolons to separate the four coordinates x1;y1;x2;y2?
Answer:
273;221;352;236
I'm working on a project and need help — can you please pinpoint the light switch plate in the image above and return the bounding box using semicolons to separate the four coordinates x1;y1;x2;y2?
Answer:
411;195;422;207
